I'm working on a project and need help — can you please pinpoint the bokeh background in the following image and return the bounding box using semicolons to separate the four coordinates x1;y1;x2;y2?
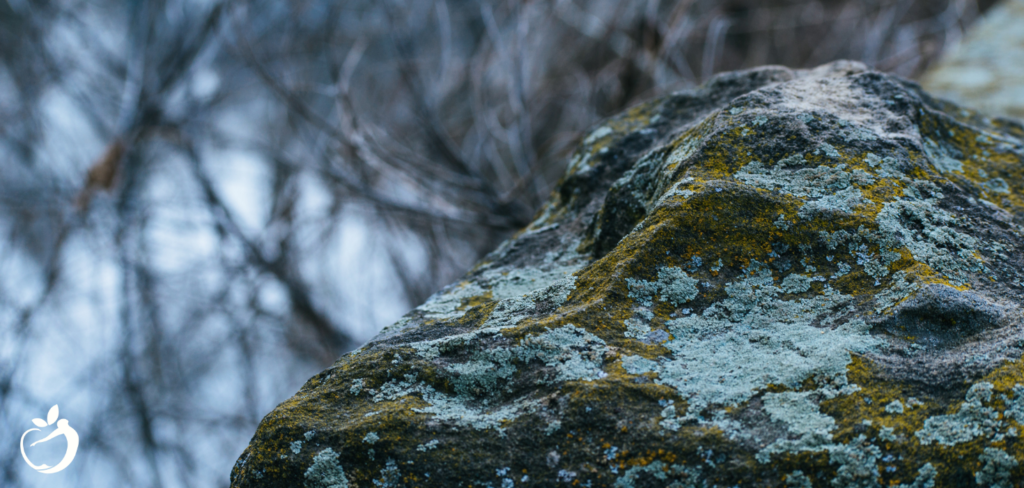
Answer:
0;0;1003;486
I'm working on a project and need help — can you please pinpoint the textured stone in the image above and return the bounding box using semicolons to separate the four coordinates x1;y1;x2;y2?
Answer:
231;61;1024;487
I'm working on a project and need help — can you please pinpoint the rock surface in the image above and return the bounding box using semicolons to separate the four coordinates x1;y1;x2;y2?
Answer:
231;61;1024;487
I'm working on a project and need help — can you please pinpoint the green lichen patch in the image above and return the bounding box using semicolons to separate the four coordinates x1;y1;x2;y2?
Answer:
304;448;349;488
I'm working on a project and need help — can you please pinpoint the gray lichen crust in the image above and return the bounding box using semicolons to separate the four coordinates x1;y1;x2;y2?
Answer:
231;61;1024;487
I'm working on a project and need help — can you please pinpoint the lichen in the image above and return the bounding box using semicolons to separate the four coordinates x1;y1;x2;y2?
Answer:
626;266;699;307
817;142;841;159
785;470;813;488
975;447;1017;487
923;138;963;174
371;459;401;488
304;448;349;488
232;61;1024;488
781;273;813;294
757;391;837;463
482;264;582;302
885;400;905;414
583;126;614;145
828;435;881;487
411;281;485;320
915;383;1005;447
612;461;700;488
623;261;879;419
734;159;859;199
874;196;987;286
376;323;608;433
897;463;937;488
349;379;364;396
409;276;578;360
416;439;438;451
879;426;897;442
874;271;919;313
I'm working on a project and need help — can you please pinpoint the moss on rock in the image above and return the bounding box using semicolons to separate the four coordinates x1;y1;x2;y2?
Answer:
231;61;1024;487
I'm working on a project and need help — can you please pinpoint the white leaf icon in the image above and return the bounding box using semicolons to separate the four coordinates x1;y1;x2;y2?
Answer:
46;405;59;426
32;418;47;428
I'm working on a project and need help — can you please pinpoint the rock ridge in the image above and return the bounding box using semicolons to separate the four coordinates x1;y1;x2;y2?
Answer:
231;60;1024;488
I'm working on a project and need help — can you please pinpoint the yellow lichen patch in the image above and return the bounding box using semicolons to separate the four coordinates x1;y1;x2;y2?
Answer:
625;188;796;268
818;355;1024;485
459;292;495;313
918;109;1024;213
821;357;941;480
685;144;749;182
977;357;1024;457
828;356;935;432
858;176;907;211
981;356;1024;395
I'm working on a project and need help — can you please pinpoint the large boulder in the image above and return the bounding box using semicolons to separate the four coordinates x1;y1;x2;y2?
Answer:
231;61;1024;487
